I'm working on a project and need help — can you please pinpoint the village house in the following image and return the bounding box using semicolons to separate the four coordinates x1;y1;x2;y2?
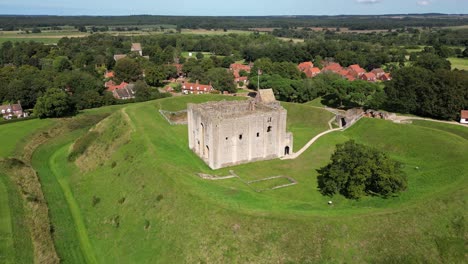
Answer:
371;68;385;78
379;73;392;81
233;71;249;84
298;61;314;72
322;62;343;73
131;43;143;56
360;72;377;82
298;62;321;78
112;83;136;100
230;63;251;84
460;110;468;124
230;63;252;73
0;101;26;120
348;64;366;77
182;80;215;95
114;43;149;61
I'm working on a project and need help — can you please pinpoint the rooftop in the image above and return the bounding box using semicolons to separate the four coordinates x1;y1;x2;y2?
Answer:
189;99;283;120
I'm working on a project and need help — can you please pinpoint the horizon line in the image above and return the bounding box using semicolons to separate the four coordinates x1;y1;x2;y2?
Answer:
0;13;467;17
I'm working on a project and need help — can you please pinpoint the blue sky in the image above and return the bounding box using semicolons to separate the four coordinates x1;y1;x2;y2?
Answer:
0;0;467;16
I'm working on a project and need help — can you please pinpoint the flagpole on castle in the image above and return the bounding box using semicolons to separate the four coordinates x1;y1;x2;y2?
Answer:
257;68;261;91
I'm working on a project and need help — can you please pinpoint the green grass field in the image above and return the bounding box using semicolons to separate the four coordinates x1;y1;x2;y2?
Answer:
449;57;468;70
1;94;466;263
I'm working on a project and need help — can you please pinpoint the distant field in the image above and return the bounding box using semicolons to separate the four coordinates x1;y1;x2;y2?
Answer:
449;57;468;70
0;28;255;44
181;29;251;35
181;51;218;58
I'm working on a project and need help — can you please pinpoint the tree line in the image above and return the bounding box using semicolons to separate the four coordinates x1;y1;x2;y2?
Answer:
1;14;468;31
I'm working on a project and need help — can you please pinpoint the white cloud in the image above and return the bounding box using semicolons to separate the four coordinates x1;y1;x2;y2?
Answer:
356;0;382;4
417;0;431;6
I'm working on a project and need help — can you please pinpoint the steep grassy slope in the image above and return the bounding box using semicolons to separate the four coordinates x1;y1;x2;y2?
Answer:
0;119;53;264
33;95;467;263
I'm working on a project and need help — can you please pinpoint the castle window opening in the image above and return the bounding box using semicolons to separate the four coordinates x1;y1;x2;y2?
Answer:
256;132;260;137
267;126;272;132
225;137;228;140
268;117;272;122
239;134;243;140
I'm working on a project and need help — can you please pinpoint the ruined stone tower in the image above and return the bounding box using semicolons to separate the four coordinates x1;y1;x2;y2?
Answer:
187;89;293;169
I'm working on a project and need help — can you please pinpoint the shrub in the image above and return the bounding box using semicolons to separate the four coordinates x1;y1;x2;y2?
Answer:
118;197;126;204
156;194;164;202
92;196;101;207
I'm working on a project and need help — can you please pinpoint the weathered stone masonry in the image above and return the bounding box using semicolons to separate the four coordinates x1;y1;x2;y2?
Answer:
188;93;293;169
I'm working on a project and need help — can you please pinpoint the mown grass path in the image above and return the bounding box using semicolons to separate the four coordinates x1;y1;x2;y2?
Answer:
0;175;14;264
49;145;99;264
33;139;97;264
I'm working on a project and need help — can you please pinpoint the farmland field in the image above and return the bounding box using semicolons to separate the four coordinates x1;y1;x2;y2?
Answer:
449;57;468;70
20;95;466;263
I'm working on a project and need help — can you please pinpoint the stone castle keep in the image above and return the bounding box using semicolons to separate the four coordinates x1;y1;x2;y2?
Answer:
187;89;293;169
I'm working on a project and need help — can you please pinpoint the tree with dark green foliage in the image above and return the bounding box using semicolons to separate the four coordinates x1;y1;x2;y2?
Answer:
53;56;72;72
34;88;77;118
317;140;407;199
145;65;167;86
205;68;236;93
413;53;451;71
114;57;142;82
385;67;468;120
134;81;152;102
196;52;204;60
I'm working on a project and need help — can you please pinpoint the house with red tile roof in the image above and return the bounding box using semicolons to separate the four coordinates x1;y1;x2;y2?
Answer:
106;81;129;92
112;83;135;100
0;101;26;120
230;63;251;84
460;110;468;124
360;72;377;82
322;62;343;73
310;67;321;77
182;80;215;95
298;61;314;71
379;73;392;81
298;62;321;78
230;63;252;72
348;64;366;77
371;68;385;78
104;71;115;79
345;74;356;81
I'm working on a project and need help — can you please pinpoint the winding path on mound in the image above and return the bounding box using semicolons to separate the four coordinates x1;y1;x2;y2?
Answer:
49;146;99;264
282;107;468;161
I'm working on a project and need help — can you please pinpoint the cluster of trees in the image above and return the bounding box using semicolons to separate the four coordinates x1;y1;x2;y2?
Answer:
0;28;466;120
273;27;468;47
245;58;383;105
1;14;467;31
317;140;408;199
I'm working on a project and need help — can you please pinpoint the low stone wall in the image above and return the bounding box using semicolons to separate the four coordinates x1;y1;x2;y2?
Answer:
159;109;188;125
196;170;297;192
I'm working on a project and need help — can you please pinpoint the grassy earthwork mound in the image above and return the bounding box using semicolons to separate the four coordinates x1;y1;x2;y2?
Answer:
0;94;466;263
